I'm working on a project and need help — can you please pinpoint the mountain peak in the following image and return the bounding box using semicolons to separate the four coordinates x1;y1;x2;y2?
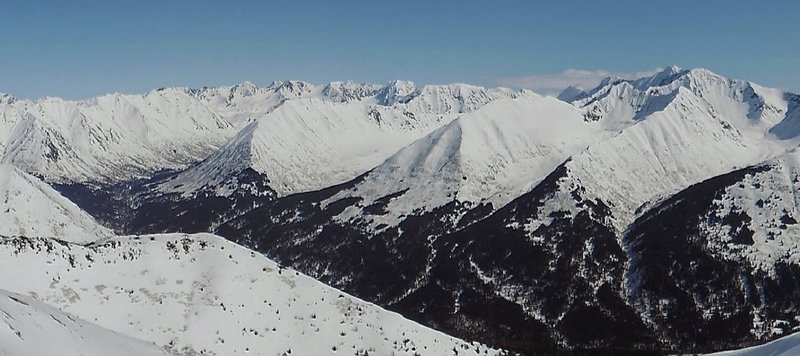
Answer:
557;85;588;102
0;92;15;104
322;81;381;102
377;80;418;105
629;65;689;89
229;81;261;96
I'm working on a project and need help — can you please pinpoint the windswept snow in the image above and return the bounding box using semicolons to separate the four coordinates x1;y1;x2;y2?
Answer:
0;233;503;356
709;331;800;356
0;164;111;243
0;288;171;356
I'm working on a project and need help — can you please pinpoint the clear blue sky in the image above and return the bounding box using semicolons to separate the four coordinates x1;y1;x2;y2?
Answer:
1;0;798;99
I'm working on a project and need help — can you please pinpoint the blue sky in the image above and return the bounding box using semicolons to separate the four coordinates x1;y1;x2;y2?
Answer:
1;0;798;99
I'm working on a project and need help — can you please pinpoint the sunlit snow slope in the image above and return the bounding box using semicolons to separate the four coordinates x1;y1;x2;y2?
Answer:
0;164;111;243
0;233;503;356
323;95;613;229
709;331;800;356
157;82;533;198
0;288;172;356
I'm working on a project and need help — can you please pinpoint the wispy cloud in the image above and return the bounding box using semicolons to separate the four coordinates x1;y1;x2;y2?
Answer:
496;68;663;95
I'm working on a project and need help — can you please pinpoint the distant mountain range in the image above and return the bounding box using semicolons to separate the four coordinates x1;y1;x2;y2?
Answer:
2;67;800;354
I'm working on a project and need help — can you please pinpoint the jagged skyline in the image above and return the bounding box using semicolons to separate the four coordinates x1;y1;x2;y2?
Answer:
1;0;798;99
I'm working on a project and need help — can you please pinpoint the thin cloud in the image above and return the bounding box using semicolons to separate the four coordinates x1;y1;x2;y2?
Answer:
497;68;663;95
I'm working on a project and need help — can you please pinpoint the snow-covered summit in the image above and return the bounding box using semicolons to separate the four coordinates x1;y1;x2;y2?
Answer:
376;80;417;105
565;66;796;134
533;67;800;234
322;81;383;103
557;85;587;102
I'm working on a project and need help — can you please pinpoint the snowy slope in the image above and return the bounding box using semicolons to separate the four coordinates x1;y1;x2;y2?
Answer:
156;98;449;197
0;89;235;183
566;66;793;132
157;83;533;197
0;93;19;153
190;80;382;125
218;67;800;354
709;332;800;356
692;148;800;272
553;66;800;231
0;233;502;356
0;164;111;243
323;95;612;229
0;288;171;356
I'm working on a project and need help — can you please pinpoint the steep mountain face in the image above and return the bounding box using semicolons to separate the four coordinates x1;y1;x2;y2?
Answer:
0;233;503;356
217;67;800;353
625;150;800;350
0;93;19;153
0;164;112;243
558;66;797;232
219;162;658;353
0;288;171;356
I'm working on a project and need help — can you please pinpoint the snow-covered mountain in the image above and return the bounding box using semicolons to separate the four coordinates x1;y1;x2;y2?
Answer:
624;148;800;347
158;81;534;198
0;164;111;243
0;288;171;356
321;95;613;231
5;66;800;354
0;89;236;183
0;233;502;356
0;79;529;189
154;97;448;198
556;66;799;231
45;81;533;234
217;67;800;353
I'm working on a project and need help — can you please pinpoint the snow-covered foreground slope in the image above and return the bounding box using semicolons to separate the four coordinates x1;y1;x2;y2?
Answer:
0;164;111;243
0;288;171;356
709;331;800;356
0;233;502;356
